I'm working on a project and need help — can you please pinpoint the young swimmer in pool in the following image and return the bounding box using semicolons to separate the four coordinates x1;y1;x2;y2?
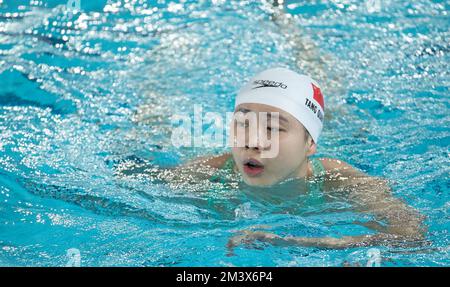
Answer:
117;67;426;251
179;67;426;251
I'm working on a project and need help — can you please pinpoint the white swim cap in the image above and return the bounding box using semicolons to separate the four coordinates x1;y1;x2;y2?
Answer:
235;67;325;143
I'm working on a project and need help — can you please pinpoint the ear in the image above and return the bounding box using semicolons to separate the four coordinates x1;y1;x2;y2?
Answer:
306;137;317;156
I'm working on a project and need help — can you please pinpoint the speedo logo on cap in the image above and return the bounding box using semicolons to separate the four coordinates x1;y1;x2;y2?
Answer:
252;80;287;90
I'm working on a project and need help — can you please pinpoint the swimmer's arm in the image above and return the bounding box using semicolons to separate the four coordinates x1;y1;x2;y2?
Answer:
154;153;233;184
278;160;426;248
321;158;426;242
227;230;394;251
181;153;231;169
228;159;426;251
114;153;231;183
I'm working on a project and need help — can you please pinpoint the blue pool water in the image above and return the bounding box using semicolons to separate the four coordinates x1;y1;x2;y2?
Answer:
0;0;449;266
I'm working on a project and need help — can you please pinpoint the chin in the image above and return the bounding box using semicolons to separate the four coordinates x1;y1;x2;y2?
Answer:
242;176;276;187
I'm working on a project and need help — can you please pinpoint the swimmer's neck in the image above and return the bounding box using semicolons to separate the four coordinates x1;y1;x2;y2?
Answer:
287;158;314;181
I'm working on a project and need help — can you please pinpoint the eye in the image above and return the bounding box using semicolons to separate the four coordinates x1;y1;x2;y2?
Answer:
237;121;249;127
267;126;283;132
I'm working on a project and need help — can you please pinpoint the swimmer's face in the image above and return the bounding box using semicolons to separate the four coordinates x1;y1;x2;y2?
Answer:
230;103;316;186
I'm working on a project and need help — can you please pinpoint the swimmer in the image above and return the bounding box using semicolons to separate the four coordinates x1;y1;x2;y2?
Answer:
117;1;426;251
172;67;426;251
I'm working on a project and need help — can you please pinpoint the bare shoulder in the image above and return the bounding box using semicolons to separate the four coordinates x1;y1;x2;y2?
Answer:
185;153;232;169
316;158;362;175
317;157;389;189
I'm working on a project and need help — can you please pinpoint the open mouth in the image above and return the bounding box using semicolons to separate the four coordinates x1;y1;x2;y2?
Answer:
243;158;264;176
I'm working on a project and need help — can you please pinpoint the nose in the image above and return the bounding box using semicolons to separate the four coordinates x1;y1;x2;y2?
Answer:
245;144;259;151
245;131;271;151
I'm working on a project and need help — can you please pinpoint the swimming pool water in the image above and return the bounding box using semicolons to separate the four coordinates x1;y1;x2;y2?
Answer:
0;0;449;266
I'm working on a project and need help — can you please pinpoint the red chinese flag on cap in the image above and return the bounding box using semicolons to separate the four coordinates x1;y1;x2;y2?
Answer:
312;83;324;110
